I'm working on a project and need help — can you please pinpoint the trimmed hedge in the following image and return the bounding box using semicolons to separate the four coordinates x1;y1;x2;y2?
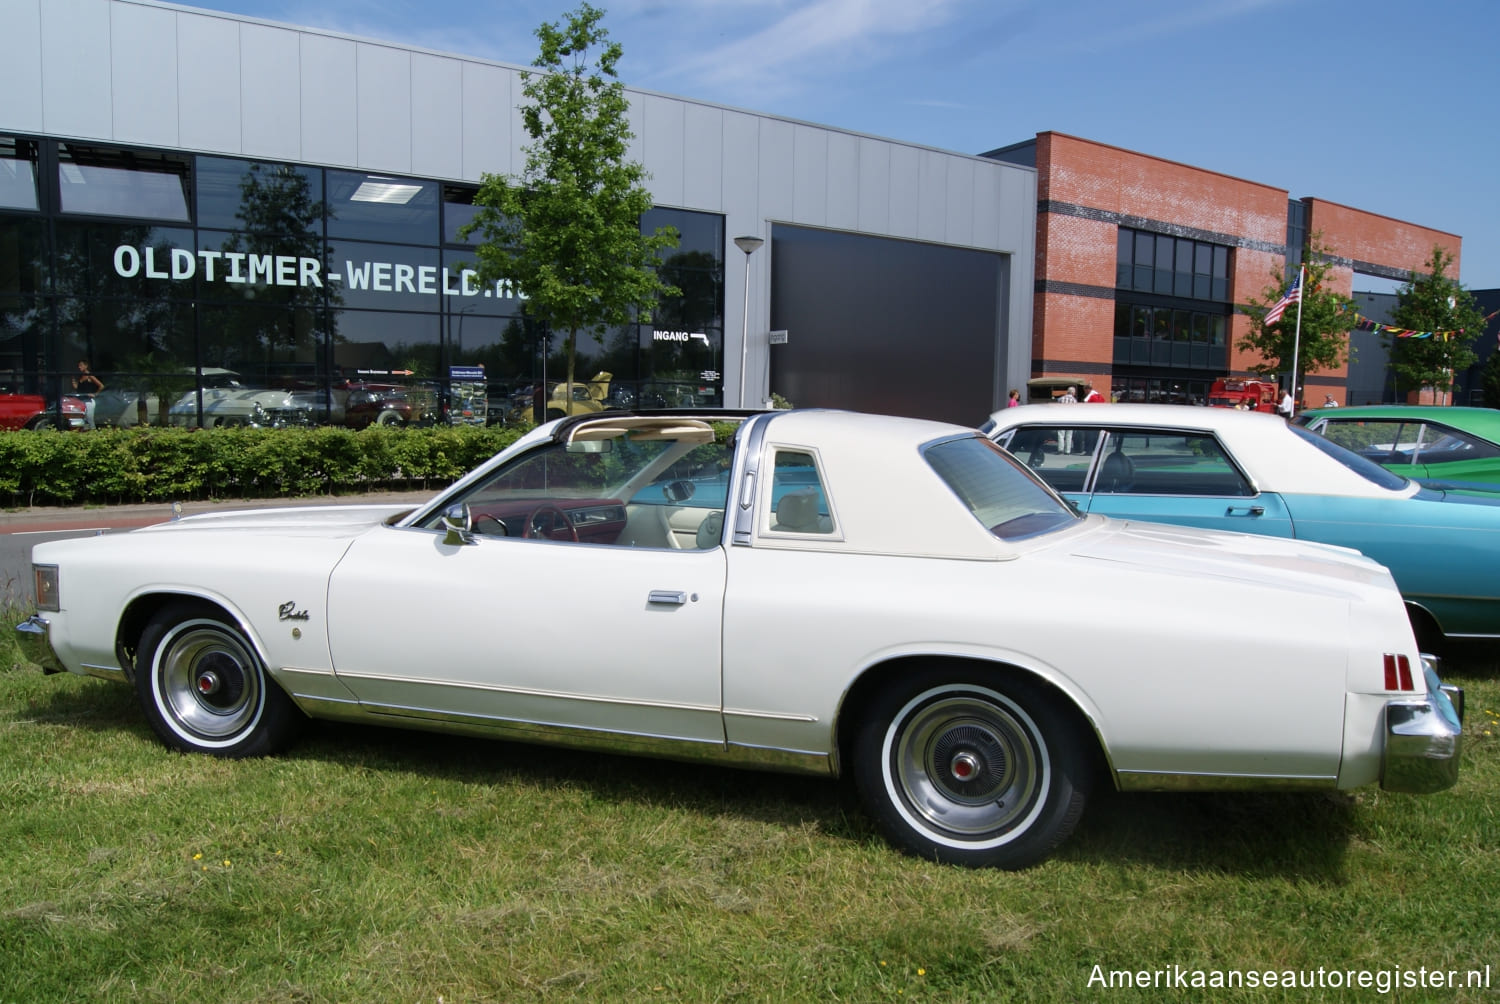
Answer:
0;424;527;508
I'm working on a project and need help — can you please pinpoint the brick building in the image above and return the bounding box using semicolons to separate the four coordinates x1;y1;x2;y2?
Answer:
986;132;1461;406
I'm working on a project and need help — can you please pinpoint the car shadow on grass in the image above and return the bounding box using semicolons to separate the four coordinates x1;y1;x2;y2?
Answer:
292;719;1360;880
1060;786;1358;880
16;685;1362;880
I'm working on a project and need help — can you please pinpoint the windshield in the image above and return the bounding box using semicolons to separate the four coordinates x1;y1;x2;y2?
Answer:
1289;425;1410;491
924;435;1078;540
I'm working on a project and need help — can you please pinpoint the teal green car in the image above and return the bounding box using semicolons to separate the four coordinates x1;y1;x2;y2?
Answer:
1296;405;1500;488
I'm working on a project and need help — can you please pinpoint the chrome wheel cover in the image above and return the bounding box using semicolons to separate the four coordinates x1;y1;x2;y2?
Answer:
153;621;265;743
887;689;1048;844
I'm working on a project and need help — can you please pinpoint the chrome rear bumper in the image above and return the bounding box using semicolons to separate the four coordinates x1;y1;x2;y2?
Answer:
1381;660;1463;794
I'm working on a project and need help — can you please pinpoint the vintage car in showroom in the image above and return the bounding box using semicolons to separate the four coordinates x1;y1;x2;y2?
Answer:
0;389;88;430
17;409;1463;869
984;403;1500;652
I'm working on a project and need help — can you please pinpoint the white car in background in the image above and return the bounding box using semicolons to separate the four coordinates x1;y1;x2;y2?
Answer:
17;409;1463;869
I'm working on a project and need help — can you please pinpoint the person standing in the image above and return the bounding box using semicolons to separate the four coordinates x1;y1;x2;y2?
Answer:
73;359;103;395
1006;388;1021;408
1083;385;1104;404
1322;394;1339;408
1278;387;1294;419
1056;385;1077;453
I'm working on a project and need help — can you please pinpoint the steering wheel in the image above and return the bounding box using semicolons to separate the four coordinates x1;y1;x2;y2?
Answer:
523;503;579;542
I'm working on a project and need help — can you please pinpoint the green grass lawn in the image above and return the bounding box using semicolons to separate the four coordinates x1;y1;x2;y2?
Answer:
3;609;1497;1002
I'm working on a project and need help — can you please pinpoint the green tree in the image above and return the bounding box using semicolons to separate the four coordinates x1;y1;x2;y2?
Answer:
462;3;679;401
1237;235;1356;400
1387;246;1483;402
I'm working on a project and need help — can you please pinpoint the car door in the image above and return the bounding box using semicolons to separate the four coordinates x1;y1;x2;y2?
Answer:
1074;428;1296;537
324;526;728;745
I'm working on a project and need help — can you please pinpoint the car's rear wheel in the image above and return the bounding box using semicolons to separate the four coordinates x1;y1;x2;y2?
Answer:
853;670;1091;869
135;602;301;757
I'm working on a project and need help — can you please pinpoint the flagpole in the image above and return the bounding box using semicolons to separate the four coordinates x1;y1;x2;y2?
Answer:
1288;266;1305;417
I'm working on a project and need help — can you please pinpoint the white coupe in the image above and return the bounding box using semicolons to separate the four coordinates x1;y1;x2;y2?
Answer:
17;409;1464;869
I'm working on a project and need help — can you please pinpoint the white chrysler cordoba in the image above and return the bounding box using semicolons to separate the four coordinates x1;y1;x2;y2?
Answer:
17;409;1464;868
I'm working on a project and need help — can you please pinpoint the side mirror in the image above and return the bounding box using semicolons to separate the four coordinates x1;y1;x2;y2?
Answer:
662;479;696;503
442;503;476;546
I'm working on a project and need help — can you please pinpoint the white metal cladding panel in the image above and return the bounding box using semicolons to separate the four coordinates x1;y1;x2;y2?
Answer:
916;149;949;243
239;22;300;161
968;158;1005;250
640;93;685;209
943;156;978;248
887;144;921;239
720;110;761;225
792;124;828;226
856;139;892;233
356;44;412;173
460;60;516;180
411;53;463;180
42;0;113;140
682;102;723;211
0;1;44;134
825;131;859;231
110;2;177;147
757;117;795;223
177;13;241;154
300;33;358;168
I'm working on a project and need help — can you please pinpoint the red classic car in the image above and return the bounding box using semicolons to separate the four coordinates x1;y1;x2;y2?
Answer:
0;392;89;431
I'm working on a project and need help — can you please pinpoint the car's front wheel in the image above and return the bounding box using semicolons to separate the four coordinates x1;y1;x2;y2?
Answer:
853;671;1092;869
135;603;301;757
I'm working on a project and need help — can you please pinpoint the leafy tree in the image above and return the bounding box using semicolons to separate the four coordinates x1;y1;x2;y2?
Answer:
1387;246;1483;401
462;3;679;399
1237;235;1356;400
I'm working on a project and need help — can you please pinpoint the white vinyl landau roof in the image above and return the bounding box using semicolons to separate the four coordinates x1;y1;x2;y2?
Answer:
986;403;1420;500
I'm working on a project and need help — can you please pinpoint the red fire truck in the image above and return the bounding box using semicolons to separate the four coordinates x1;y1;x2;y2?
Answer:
1207;378;1278;413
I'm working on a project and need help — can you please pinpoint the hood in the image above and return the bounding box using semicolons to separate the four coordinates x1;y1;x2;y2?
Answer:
133;504;415;538
1071;517;1395;598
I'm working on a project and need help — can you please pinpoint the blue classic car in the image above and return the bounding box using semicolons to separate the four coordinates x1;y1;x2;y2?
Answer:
983;403;1500;651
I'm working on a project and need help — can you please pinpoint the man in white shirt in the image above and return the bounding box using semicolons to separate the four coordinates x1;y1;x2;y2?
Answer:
1056;386;1077;452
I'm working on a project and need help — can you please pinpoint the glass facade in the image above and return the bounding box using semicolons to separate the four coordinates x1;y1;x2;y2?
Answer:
0;134;725;428
1111;226;1234;404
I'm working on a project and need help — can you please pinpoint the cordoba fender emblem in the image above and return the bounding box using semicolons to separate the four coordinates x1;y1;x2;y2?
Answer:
278;601;311;622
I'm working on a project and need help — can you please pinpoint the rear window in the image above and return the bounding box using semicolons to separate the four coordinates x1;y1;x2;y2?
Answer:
1290;426;1410;490
924;435;1078;540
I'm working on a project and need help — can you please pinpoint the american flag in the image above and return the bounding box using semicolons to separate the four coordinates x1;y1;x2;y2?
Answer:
1263;271;1302;326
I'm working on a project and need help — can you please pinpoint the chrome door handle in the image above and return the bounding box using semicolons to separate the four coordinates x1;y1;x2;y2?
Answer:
648;590;688;605
1225;505;1265;516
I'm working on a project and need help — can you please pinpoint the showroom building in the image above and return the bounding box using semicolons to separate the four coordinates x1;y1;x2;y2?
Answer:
985;132;1464;406
1;0;1036;429
2;1;1473;430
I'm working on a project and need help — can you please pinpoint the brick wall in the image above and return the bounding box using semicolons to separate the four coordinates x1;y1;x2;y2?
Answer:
1028;132;1462;401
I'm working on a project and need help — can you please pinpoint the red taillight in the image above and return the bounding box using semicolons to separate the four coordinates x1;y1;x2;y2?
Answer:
1383;654;1415;691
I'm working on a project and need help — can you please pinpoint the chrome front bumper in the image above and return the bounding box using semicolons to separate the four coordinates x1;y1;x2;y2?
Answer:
16;614;67;675
1381;661;1464;794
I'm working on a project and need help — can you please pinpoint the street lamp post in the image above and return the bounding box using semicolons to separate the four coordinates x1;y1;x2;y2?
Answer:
734;235;764;406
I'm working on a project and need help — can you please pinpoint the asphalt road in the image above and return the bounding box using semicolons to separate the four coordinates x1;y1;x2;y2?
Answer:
1;493;433;606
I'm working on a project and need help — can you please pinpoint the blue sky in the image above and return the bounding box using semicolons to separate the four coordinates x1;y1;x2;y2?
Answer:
181;0;1500;292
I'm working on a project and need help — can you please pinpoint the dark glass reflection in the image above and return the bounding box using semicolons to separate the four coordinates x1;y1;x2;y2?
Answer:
769;224;1002;424
326;170;439;245
57;144;190;221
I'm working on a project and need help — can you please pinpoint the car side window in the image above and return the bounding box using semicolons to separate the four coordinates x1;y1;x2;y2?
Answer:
768;449;835;534
999;426;1095;493
1414;425;1500;464
1316;419;1418;466
1091;431;1253;497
